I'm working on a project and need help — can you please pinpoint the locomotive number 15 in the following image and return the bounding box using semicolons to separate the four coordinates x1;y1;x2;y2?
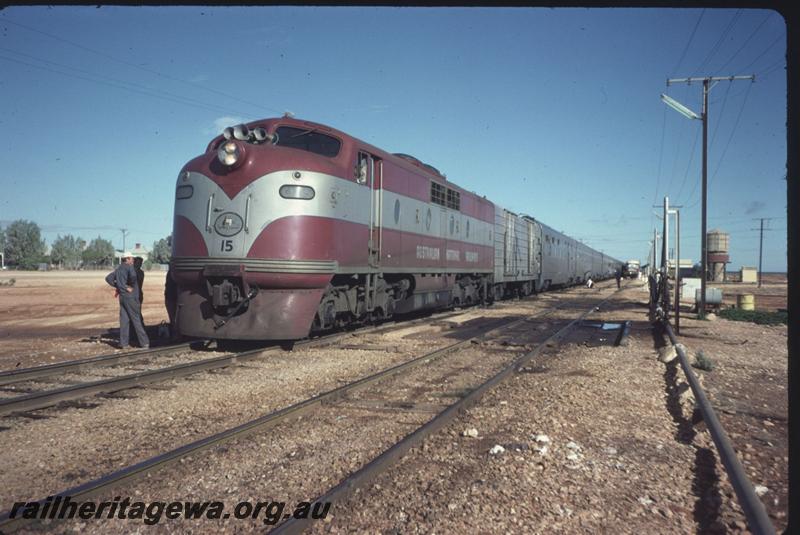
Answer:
219;239;234;252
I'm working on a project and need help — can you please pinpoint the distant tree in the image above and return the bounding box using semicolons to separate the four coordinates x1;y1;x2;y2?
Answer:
4;219;46;269
50;234;84;269
0;226;6;263
81;236;115;268
149;234;172;264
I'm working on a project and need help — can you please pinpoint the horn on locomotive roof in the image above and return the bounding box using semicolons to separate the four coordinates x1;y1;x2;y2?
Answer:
233;124;250;141
252;127;268;141
223;126;234;140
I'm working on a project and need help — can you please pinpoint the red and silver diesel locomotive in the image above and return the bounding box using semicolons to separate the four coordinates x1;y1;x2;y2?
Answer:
170;116;620;340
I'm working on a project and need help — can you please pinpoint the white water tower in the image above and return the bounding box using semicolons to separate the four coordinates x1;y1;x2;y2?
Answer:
706;229;729;282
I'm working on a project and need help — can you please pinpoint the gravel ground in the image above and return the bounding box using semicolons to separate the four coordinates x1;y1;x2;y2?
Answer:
0;289;562;496
14;285;609;534
0;333;450;505
4;279;785;534
310;283;787;534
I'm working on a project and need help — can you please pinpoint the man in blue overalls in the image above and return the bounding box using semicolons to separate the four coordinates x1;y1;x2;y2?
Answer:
105;252;150;349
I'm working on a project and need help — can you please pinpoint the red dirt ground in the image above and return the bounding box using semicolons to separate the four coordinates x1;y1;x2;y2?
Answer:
0;270;170;369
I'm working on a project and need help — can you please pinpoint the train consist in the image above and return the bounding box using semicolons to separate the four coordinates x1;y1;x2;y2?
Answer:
170;116;621;340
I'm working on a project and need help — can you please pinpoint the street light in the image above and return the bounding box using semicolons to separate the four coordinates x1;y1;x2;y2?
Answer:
660;94;701;120
662;85;708;319
662;75;754;320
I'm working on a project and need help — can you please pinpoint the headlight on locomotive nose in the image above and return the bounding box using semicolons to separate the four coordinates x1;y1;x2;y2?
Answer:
279;184;315;200
217;140;242;166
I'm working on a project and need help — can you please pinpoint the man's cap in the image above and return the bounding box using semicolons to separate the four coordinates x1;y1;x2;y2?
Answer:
121;251;133;258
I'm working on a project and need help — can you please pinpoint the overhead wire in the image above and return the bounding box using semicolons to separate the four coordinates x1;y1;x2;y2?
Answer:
0;54;253;118
655;8;706;216
0;16;286;116
40;224;167;236
759;58;786;79
0;47;256;118
674;125;701;202
714;11;773;75
651;105;668;207
665;108;690;200
709;81;732;150
674;11;778;209
693;9;742;76
685;80;754;208
739;33;783;73
670;8;705;76
708;80;754;187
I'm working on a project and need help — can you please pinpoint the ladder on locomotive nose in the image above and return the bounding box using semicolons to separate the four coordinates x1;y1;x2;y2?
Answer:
360;151;383;313
367;156;383;270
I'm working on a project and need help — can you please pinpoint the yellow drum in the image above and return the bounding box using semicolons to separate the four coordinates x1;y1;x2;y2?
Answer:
737;294;755;310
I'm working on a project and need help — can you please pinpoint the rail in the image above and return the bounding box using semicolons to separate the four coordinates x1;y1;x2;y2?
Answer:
660;318;775;535
272;289;618;534
0;310;546;533
0;342;202;386
0;308;483;416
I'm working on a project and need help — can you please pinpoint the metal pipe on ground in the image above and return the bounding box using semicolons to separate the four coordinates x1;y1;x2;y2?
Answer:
614;320;632;346
661;319;775;535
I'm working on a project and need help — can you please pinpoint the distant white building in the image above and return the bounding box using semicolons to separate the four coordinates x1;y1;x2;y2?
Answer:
741;266;758;283
130;242;150;259
114;242;150;264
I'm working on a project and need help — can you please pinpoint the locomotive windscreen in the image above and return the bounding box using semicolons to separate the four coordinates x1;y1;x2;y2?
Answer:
274;126;341;157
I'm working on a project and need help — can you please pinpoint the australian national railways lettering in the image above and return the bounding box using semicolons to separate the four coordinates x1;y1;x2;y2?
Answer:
416;245;440;260
416;245;479;263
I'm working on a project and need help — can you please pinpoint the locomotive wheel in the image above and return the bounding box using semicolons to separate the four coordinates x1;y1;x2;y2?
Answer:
493;284;504;301
313;300;336;331
384;297;396;319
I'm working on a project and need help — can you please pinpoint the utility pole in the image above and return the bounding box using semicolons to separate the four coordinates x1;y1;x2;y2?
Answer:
655;199;682;326
661;74;755;319
662;197;670;312
758;218;764;287
120;228;129;266
652;228;658;277
752;218;773;288
669;208;681;334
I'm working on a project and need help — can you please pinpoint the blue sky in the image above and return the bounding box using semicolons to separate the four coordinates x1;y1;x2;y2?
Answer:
0;6;788;271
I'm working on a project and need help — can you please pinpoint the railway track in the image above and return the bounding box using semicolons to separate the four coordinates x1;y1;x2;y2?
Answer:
0;342;202;387
0;305;508;418
272;288;618;534
0;285;615;532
